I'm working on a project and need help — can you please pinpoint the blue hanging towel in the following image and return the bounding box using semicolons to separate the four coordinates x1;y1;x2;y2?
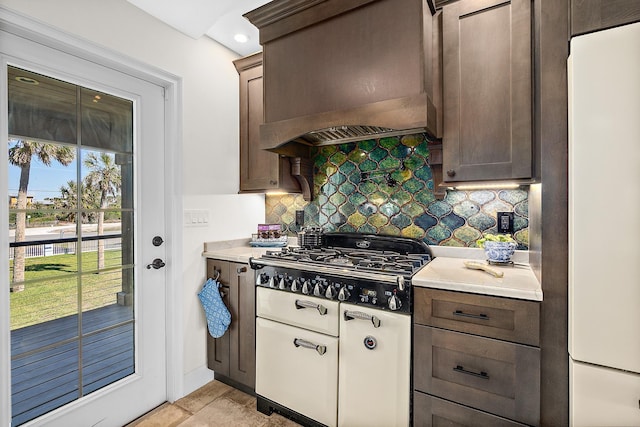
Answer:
198;278;231;338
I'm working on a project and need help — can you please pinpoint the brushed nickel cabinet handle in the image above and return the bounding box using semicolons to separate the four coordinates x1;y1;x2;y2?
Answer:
343;310;381;328
295;299;327;315
446;169;456;177
293;338;326;355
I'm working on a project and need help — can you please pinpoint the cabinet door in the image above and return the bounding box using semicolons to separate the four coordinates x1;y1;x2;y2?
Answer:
442;0;532;182
228;262;256;389
238;59;278;191
206;260;231;375
236;54;302;194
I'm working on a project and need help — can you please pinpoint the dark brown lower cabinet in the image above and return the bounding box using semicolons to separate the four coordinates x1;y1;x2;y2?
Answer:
206;259;255;393
413;288;540;426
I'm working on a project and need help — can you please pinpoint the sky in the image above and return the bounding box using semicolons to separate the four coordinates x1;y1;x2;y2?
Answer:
7;140;101;202
8;157;79;202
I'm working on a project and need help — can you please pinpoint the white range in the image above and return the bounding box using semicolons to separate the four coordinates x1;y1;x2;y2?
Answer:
250;233;433;427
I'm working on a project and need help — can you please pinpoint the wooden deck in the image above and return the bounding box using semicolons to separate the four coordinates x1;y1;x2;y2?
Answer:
11;304;134;426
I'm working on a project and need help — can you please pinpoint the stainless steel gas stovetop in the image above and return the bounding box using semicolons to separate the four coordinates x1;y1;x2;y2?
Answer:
250;232;433;314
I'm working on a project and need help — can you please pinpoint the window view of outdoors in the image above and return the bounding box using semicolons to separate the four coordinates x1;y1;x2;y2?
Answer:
8;66;135;426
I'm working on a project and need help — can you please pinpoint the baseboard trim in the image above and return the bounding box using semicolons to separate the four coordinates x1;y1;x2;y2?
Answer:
180;365;215;400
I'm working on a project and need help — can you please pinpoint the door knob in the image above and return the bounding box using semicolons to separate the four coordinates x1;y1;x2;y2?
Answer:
152;236;164;246
146;258;166;269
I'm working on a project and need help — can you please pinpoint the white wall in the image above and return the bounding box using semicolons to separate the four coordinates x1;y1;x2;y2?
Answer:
0;0;265;396
181;194;264;390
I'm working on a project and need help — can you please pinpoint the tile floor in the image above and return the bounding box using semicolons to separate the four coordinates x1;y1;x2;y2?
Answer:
126;380;300;427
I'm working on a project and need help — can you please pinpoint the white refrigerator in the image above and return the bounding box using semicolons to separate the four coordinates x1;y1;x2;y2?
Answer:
568;22;640;426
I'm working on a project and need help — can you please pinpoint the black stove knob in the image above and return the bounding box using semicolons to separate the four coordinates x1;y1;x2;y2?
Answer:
268;275;277;288
325;284;338;300
291;279;300;292
278;276;289;290
397;276;406;292
256;273;269;286
313;282;325;297
302;279;313;295
388;294;402;311
338;286;351;302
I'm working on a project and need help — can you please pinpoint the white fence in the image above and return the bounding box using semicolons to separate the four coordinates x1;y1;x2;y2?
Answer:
9;238;122;260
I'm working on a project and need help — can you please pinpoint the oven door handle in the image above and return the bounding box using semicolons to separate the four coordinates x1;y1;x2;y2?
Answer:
294;299;327;315
293;338;327;356
343;310;381;328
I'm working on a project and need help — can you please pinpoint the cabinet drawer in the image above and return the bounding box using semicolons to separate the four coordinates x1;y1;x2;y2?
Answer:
413;391;528;427
414;326;540;426
414;288;539;346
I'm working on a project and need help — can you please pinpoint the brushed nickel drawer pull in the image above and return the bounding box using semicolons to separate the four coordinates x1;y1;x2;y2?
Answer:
453;310;489;321
295;299;327;315
454;365;489;379
293;338;326;355
344;310;381;328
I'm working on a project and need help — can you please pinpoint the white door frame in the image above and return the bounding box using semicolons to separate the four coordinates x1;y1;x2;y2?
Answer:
0;6;184;424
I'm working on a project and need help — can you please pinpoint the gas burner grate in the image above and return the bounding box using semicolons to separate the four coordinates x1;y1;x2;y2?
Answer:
262;246;432;277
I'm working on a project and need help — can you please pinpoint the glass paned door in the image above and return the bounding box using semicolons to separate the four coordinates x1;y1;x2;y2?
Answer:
8;66;136;426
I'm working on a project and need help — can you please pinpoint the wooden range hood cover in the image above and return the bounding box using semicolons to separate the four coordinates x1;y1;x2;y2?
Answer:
245;0;437;157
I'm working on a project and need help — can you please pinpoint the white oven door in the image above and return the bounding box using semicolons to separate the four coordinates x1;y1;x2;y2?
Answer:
338;303;411;427
256;317;338;427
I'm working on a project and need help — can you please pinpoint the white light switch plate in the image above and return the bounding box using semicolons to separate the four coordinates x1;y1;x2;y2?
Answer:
184;209;209;227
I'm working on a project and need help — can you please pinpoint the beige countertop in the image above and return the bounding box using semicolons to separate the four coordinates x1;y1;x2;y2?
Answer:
203;240;542;301
202;238;275;263
413;256;542;301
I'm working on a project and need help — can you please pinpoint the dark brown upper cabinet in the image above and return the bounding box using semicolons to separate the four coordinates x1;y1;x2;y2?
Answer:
441;0;533;183
234;53;312;199
571;0;640;36
245;0;438;156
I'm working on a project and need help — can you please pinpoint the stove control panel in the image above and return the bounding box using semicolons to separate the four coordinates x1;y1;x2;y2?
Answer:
254;265;411;314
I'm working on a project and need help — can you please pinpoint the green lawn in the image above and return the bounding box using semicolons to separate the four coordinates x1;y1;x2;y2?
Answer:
10;250;127;330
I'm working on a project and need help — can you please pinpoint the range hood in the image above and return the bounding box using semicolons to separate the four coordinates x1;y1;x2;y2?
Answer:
245;0;438;157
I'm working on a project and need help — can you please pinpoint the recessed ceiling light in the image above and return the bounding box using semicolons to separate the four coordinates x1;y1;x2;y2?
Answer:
234;33;249;43
15;76;39;85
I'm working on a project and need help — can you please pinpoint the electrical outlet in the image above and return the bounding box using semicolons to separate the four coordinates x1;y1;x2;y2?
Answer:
295;210;305;227
497;212;514;234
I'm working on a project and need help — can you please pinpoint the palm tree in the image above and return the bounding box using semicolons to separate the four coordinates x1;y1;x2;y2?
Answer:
84;152;121;271
9;140;75;291
53;180;99;224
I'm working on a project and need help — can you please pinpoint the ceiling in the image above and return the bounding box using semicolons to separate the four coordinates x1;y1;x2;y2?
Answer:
126;0;270;56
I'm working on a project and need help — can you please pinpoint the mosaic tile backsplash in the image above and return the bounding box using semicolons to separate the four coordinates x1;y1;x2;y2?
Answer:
265;134;529;249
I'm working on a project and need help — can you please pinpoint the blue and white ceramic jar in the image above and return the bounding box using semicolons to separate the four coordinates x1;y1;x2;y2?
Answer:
483;241;517;263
